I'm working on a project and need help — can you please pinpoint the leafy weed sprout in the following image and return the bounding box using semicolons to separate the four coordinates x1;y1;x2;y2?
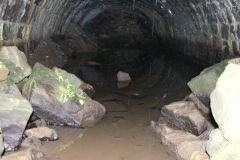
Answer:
56;72;85;105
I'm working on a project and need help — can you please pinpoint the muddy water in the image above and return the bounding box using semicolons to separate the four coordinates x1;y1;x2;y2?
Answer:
40;56;202;160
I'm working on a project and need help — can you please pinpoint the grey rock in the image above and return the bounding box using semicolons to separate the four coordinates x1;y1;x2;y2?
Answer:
22;63;105;128
0;46;32;83
206;129;227;158
52;67;95;97
160;101;210;136
24;127;58;141
0;94;32;151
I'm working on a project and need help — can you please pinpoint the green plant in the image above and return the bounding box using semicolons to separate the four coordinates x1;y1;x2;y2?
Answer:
56;72;85;105
0;61;7;69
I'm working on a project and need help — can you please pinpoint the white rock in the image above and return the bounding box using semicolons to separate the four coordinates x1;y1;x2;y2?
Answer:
117;71;131;82
210;63;240;141
206;129;227;158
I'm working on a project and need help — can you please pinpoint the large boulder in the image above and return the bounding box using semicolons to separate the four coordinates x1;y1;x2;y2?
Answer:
0;129;3;157
22;63;105;128
211;141;240;160
210;63;240;141
52;67;94;97
187;58;240;101
160;101;210;136
151;122;207;160
206;129;227;158
0;93;33;151
0;46;32;83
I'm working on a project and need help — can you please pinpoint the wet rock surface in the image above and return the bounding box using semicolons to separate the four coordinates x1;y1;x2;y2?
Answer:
23;63;105;128
160;101;210;136
25;127;58;141
0;46;32;83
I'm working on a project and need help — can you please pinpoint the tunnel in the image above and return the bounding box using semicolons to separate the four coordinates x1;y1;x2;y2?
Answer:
0;0;240;160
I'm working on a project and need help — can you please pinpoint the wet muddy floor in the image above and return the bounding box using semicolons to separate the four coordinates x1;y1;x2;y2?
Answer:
39;55;202;160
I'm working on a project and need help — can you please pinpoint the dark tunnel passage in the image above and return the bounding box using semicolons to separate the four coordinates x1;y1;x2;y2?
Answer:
0;0;240;160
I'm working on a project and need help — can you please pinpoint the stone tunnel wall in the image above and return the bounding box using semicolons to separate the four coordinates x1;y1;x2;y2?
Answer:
0;0;239;64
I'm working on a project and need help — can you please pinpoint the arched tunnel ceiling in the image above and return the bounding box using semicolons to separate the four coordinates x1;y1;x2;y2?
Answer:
0;0;240;64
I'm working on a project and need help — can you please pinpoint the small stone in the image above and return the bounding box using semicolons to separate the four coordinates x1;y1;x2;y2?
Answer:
117;71;131;82
24;127;58;141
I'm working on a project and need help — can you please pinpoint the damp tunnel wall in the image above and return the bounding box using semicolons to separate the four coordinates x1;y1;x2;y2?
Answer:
0;0;240;65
